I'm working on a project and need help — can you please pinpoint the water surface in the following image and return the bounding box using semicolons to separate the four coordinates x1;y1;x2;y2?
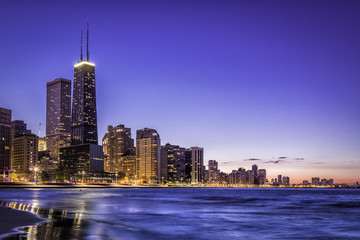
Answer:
1;188;359;239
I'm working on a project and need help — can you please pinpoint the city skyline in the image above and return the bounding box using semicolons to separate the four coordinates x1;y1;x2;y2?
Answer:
0;1;359;184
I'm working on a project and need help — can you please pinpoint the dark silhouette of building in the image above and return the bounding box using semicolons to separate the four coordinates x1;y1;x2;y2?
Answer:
161;143;186;183
0;107;11;181
46;78;71;161
208;160;219;183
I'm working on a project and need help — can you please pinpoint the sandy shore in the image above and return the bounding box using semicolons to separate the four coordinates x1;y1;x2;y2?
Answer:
0;206;45;238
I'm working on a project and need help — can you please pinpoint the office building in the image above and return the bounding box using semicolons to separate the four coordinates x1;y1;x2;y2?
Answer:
208;160;219;183
161;143;186;182
46;78;71;161
186;147;204;184
0;107;11;181
136;128;161;182
102;125;134;174
11;121;38;177
60;26;104;178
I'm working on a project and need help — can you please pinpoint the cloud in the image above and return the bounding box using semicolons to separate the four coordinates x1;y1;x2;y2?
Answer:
312;162;325;165
244;158;261;162
295;158;305;161
264;160;286;164
278;156;287;159
222;161;233;165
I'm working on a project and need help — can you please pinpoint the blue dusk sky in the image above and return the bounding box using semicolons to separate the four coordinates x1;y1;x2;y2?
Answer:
0;0;359;183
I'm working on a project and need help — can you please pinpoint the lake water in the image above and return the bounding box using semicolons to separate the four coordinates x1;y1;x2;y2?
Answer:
0;188;360;239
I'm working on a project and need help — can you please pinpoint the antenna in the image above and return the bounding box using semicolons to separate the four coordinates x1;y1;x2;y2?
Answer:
39;123;42;137
87;21;89;61
81;29;83;61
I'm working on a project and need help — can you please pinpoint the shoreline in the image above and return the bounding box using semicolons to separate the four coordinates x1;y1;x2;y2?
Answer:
0;204;47;239
0;183;356;189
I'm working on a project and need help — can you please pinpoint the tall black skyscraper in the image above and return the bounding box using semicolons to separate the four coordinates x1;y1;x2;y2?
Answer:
71;26;98;145
60;25;104;179
0;107;11;181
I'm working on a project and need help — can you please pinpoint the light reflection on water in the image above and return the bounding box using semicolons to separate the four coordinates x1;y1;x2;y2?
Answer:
0;188;360;239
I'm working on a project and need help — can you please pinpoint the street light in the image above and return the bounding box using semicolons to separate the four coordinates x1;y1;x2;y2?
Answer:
115;173;118;184
34;167;38;185
82;171;85;183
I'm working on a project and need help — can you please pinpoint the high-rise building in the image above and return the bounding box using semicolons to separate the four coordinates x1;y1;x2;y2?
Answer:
136;128;161;182
282;176;290;186
312;177;320;186
0;107;11;181
11;120;31;138
186;147;204;184
71;28;97;146
46;78;71;161
278;174;282;184
208;160;218;183
161;143;186;183
102;125;134;174
257;169;266;185
10;120;38;179
60;26;104;179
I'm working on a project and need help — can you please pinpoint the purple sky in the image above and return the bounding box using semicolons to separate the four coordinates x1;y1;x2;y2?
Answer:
0;0;359;183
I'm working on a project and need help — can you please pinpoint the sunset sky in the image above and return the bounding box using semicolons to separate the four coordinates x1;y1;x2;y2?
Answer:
0;0;359;184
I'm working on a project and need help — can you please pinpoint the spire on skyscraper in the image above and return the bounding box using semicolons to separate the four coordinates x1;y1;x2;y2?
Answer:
80;29;83;61
87;21;89;61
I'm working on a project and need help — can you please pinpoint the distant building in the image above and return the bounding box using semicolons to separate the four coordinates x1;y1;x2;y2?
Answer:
312;177;320;186
208;160;219;183
257;169;266;185
282;176;290;186
247;170;254;184
186;147;204;184
38;137;47;152
278;175;282;184
161;143;186;183
136;128;161;182
102;125;134;174
0;107;11;181
11;120;31;138
46;78;71;161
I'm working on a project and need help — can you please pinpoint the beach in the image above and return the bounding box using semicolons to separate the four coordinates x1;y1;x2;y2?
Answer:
0;205;45;238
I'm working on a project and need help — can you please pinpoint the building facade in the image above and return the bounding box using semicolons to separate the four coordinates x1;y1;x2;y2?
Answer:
136;128;161;182
208;160;219;183
186;147;204;184
160;143;186;183
102;125;134;174
46;78;71;161
0;107;11;180
71;61;98;145
59;28;104;179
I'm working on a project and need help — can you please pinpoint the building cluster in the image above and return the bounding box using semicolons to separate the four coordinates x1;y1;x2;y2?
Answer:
0;29;339;186
301;177;334;187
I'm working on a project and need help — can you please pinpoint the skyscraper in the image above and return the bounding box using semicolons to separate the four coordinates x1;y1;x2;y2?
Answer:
10;120;38;179
186;147;204;184
136;128;161;182
46;78;71;161
59;25;104;180
0;107;11;181
160;143;186;183
102;125;134;174
71;27;97;146
208;160;219;183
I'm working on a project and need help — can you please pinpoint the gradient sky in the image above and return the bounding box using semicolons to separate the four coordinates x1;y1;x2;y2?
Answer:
0;0;359;184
